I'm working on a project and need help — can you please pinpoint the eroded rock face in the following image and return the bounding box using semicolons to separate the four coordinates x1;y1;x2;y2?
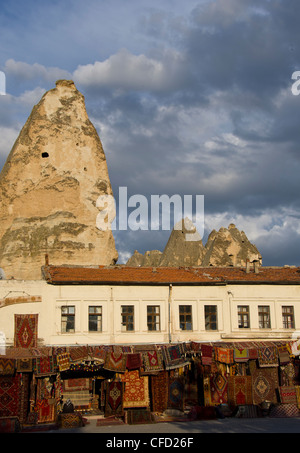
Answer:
0;80;118;279
202;223;262;267
126;220;262;268
126;250;162;267
159;218;205;267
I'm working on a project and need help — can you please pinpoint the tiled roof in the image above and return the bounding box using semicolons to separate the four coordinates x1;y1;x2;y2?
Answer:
42;265;300;285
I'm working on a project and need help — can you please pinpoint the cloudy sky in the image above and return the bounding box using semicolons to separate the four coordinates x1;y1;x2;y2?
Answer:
1;0;300;266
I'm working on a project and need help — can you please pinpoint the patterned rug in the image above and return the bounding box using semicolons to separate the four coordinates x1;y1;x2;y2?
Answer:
35;357;57;376
14;314;38;348
122;370;150;408
269;403;300;418
69;346;88;362
63;378;91;392
258;346;279;367
142;350;164;372
126;409;154;424
104;381;124;417
151;372;168;413
36;398;56;423
252;368;279;404
104;350;127;373
17;358;33;373
0;358;15;375
233;348;250;363
210;373;228;405
279;386;297;404
168;378;184;411
126;353;142;370
215;347;234;364
57;412;84;428
228;376;252;406
280;363;296;386
0;374;29;423
162;345;189;370
56;353;71;372
277;344;291;365
200;344;213;365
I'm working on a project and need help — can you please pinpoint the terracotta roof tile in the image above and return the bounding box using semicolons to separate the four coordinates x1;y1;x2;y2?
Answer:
42;265;300;285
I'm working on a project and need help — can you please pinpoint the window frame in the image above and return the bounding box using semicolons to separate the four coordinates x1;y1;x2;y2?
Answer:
205;305;218;331
258;305;271;329
282;306;295;329
179;305;193;331
88;305;103;332
238;305;250;329
61;305;75;333
121;305;135;332
147;305;161;331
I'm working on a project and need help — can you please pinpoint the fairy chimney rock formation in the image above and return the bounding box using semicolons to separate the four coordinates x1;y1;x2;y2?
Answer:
202;223;262;267
0;79;118;279
159;217;205;267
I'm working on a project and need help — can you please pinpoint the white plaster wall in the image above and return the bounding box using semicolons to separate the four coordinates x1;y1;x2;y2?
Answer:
0;280;300;347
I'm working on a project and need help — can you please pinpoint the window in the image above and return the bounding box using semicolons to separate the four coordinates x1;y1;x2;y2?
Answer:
89;306;102;332
61;306;75;333
147;306;160;331
179;305;193;331
205;305;218;330
238;305;250;329
258;306;271;329
282;306;295;329
121;305;134;332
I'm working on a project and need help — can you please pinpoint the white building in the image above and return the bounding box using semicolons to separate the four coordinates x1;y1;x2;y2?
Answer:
1;264;300;348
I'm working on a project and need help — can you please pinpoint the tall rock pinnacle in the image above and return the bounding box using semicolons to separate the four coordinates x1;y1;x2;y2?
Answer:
0;80;118;279
159;218;205;267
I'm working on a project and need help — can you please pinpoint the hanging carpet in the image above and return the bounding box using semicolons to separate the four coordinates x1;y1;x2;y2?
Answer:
142;350;164;373
122;370;150;408
69;346;88;362
279;385;298;405
162;345;189;370
228;376;252;406
168;378;184;411
35;356;57;376
200;344;213;365
62;378;91;392
0;358;15;376
210;373;228;405
14;314;38;348
56;353;71;372
104;381;124;417
252;368;279;405
126;353;142;370
151;371;168;413
0;374;29;423
258;345;279;367
215;347;234;364
104;350;127;373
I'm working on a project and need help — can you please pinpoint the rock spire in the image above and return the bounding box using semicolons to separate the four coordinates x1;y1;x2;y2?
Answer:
0;80;118;279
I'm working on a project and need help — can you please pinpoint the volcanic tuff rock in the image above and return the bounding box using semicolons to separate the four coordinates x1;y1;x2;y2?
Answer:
126;220;262;268
0;80;118;279
202;223;262;267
